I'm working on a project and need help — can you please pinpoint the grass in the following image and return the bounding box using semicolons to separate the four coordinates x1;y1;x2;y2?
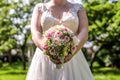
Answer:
93;67;120;80
0;62;120;80
93;62;120;80
0;62;27;80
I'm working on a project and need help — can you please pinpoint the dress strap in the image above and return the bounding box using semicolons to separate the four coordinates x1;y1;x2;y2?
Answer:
37;3;47;12
73;3;83;12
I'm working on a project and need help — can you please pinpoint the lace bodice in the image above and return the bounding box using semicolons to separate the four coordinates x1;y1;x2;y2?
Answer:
37;3;82;35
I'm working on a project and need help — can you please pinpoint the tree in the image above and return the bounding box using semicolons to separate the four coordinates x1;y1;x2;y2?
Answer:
84;1;120;68
0;0;17;64
0;0;45;70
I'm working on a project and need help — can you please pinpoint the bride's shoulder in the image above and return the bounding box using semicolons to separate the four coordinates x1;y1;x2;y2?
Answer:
34;3;45;8
34;3;46;12
68;2;84;11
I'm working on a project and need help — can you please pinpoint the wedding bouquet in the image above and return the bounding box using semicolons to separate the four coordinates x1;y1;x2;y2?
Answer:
42;25;79;69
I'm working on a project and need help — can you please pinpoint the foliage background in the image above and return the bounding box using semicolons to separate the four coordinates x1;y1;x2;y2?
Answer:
84;0;120;68
0;0;120;80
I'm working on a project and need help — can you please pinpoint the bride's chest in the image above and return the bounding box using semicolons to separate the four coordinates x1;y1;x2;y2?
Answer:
40;10;79;34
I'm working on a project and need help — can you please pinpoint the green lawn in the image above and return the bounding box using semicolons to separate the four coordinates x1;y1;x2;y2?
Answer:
93;62;120;80
0;62;27;80
93;67;120;80
0;62;120;80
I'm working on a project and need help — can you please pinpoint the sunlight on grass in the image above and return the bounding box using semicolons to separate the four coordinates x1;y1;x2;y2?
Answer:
0;75;25;80
0;62;120;80
94;68;120;80
0;62;27;80
93;62;120;80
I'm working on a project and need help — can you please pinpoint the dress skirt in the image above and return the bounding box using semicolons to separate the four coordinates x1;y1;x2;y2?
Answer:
26;48;94;80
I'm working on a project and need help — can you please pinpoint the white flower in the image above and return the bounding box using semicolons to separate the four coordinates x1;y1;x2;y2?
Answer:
72;36;79;45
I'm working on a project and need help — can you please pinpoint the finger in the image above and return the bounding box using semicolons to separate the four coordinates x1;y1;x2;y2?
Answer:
64;54;73;63
51;59;61;64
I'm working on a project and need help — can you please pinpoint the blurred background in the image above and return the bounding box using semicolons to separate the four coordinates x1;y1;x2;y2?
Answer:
0;0;120;80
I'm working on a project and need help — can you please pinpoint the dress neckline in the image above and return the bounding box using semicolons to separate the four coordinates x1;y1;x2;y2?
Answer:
43;3;74;23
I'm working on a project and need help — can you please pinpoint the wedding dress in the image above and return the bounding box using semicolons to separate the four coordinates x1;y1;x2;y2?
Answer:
26;3;94;80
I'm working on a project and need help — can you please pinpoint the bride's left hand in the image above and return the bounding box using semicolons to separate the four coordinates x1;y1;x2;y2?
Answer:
64;54;74;63
50;46;80;64
64;46;80;63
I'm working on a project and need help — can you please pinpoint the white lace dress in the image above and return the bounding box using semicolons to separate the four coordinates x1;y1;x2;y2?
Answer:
26;3;94;80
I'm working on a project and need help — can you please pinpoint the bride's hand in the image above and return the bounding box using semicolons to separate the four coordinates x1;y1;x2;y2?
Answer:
64;46;80;63
50;54;75;64
50;53;75;64
51;52;79;64
50;59;61;64
45;46;80;64
64;54;74;63
40;37;48;51
50;55;73;64
50;46;80;64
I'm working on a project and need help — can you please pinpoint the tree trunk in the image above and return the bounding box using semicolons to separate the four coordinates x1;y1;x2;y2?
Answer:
21;33;28;70
90;52;97;71
7;51;12;65
89;46;103;71
21;46;26;70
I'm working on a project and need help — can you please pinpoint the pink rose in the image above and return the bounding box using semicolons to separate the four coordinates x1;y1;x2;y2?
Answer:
42;44;48;50
49;49;56;55
46;33;52;39
71;46;77;54
48;29;54;34
61;27;68;32
55;31;63;37
63;28;68;31
64;36;70;42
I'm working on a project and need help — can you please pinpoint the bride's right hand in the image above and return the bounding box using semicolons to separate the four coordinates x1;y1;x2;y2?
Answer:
39;37;48;51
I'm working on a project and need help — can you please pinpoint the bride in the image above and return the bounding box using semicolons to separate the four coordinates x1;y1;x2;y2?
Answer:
26;0;94;80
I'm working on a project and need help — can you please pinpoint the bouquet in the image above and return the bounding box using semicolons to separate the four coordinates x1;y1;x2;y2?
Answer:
42;25;79;69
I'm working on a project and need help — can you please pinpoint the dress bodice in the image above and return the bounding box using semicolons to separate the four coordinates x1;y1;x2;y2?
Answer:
37;3;82;35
